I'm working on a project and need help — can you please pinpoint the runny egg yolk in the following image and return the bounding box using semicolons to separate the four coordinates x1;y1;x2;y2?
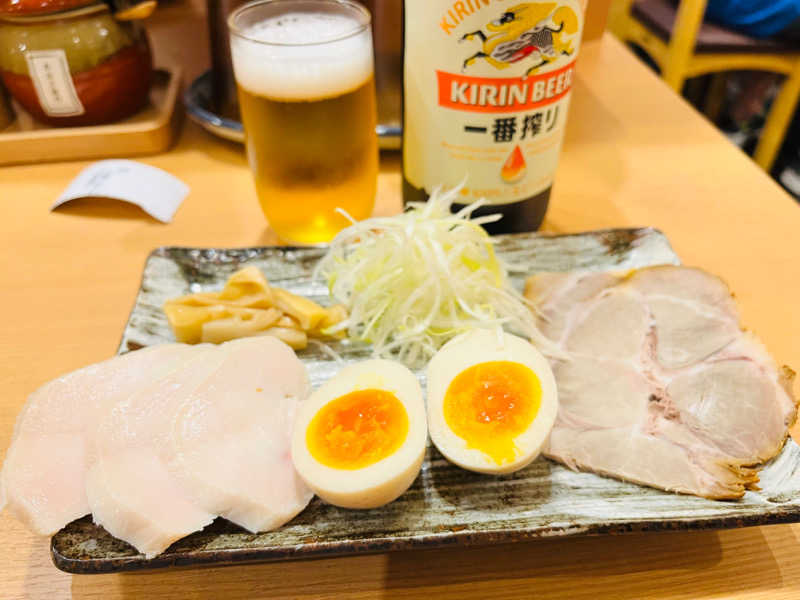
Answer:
306;389;409;470
443;361;541;465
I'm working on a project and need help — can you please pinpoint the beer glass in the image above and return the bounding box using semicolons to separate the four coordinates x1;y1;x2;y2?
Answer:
229;0;378;244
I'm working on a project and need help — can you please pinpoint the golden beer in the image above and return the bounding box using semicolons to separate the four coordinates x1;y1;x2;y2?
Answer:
229;0;378;244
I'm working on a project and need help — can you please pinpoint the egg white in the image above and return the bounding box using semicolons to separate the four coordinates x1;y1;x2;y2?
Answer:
426;328;558;474
291;359;427;509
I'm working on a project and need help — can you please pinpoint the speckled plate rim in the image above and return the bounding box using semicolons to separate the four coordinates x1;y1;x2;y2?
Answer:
52;509;800;574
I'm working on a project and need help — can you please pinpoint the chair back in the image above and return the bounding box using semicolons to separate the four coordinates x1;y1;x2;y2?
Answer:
662;0;709;86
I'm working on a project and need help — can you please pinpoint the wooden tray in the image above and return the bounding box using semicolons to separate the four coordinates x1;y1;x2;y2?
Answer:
0;68;181;166
49;229;800;574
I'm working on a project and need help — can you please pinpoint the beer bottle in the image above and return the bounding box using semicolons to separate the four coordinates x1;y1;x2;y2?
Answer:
402;1;585;233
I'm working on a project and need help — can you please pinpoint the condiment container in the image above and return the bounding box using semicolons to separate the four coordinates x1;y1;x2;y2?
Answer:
0;2;152;126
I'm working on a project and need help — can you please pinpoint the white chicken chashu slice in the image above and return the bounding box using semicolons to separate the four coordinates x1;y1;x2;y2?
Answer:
2;337;314;558
85;337;312;556
525;266;797;499
0;344;197;535
86;345;222;558
166;337;313;533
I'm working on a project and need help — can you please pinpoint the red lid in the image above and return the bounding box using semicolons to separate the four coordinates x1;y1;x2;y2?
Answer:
0;0;100;16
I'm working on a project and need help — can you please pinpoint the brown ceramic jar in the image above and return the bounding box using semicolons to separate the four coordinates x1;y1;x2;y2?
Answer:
0;3;152;126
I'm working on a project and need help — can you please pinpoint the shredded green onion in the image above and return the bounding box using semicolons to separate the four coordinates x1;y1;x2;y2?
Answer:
314;186;555;365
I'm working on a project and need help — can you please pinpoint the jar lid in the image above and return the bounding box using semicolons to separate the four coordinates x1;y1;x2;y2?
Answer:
0;0;101;16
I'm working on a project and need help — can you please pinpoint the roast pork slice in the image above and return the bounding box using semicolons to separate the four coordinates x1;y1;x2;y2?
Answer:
552;358;651;430
526;266;797;499
563;288;650;360
526;271;618;344
625;267;741;369
0;344;195;535
666;348;795;464
547;426;756;499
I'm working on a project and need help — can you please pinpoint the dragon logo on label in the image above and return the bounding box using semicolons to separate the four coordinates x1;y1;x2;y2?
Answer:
459;2;579;78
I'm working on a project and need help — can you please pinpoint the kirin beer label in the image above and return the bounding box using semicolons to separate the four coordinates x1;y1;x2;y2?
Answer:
404;1;584;204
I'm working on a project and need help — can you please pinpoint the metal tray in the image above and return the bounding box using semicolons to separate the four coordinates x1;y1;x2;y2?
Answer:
50;228;800;574
184;70;401;149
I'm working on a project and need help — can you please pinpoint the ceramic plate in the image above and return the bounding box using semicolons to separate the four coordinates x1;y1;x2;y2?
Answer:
50;229;800;574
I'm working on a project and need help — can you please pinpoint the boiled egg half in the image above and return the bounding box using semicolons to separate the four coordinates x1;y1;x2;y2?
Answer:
427;329;558;474
291;359;426;509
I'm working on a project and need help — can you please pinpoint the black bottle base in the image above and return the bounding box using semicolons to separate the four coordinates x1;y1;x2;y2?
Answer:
402;178;550;234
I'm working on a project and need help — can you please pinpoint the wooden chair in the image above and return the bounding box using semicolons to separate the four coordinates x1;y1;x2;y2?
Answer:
611;0;800;171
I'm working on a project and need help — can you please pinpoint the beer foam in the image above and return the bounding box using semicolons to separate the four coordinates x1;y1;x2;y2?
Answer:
231;12;373;101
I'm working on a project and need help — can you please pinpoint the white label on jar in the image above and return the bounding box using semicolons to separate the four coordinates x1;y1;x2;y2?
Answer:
25;50;85;117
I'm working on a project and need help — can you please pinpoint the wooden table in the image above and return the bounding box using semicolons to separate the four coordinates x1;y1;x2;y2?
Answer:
2;31;800;600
